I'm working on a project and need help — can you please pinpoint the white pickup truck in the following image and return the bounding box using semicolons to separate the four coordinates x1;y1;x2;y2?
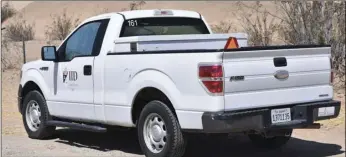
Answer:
18;9;340;157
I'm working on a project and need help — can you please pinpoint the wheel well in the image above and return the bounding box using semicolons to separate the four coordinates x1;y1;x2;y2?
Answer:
131;87;177;125
20;81;43;111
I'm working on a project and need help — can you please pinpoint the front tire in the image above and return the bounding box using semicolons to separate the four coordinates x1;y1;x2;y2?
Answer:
137;100;186;157
22;90;55;139
248;129;292;149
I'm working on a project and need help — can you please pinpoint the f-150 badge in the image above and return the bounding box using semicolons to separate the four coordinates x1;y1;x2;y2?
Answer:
230;76;245;81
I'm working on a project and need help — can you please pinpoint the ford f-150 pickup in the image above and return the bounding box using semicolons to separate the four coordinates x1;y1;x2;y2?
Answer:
18;9;341;157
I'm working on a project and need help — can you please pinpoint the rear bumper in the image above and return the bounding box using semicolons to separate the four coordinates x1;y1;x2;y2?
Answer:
202;100;341;133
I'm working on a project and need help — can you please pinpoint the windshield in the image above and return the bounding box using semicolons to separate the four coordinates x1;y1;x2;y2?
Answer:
120;17;210;37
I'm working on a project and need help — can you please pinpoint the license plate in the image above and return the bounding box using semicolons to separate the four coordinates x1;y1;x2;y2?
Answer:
271;108;291;124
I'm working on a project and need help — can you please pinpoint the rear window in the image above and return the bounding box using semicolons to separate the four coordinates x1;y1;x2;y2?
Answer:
120;17;210;37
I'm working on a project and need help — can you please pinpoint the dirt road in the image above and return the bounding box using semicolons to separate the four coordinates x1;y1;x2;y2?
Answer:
2;70;345;157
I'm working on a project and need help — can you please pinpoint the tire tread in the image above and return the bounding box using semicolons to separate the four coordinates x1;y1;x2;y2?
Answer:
22;90;55;139
138;100;186;157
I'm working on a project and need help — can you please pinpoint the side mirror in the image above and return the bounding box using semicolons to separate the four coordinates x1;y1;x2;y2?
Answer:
41;46;57;61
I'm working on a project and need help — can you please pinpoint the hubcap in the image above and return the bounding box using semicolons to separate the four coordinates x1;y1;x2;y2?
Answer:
25;100;41;131
143;113;167;153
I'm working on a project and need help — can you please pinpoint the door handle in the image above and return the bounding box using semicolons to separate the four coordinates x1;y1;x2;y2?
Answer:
84;65;92;76
273;57;287;67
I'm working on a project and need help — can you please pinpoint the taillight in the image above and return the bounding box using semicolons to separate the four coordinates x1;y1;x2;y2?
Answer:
198;64;223;95
199;65;223;77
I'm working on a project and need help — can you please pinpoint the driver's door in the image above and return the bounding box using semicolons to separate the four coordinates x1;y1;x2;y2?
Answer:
47;19;109;121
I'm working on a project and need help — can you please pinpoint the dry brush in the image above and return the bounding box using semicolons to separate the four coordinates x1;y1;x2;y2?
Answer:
44;9;80;41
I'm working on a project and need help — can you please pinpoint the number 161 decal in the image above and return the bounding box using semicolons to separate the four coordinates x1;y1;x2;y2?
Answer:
127;20;138;27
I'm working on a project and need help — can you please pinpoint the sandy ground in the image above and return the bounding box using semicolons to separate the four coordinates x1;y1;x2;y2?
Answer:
1;69;345;157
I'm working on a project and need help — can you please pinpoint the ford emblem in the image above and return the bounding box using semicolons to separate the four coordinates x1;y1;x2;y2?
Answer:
274;70;289;80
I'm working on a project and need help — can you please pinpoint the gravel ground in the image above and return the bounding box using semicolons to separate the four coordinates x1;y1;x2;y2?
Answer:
2;128;345;157
2;70;345;157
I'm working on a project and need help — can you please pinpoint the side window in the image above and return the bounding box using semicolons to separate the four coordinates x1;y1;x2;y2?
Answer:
64;22;101;61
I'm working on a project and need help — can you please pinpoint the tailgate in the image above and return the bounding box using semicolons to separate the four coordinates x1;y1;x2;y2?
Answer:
222;46;333;111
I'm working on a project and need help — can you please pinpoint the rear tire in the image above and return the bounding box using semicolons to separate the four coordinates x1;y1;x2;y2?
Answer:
137;100;186;157
22;90;56;139
248;129;292;149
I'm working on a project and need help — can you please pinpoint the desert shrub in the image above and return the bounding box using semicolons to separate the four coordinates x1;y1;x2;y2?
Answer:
1;2;16;23
1;2;17;51
275;1;345;87
94;7;110;15
210;20;234;33
45;9;80;40
129;1;146;10
1;42;23;71
3;15;35;41
234;2;279;46
122;1;146;11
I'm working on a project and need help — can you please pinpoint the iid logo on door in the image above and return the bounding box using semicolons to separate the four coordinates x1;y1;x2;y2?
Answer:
63;68;68;83
63;68;78;83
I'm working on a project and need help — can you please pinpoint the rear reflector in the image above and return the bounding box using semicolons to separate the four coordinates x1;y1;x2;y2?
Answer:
224;37;239;50
198;64;223;95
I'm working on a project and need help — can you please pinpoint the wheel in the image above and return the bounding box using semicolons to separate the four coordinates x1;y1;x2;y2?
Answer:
248;129;292;149
22;90;56;139
137;100;186;157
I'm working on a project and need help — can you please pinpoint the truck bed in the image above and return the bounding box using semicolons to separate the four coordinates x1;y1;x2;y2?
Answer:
105;44;332;114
